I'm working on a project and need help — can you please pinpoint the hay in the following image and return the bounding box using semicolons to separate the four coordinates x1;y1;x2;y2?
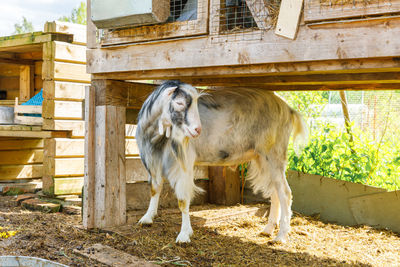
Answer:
1;196;399;266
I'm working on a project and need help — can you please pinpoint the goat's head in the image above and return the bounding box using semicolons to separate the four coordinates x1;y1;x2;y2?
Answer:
163;82;202;139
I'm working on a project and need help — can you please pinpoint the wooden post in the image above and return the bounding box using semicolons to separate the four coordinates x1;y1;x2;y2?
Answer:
19;65;34;101
208;166;241;205
43;138;56;195
83;79;127;229
339;91;353;142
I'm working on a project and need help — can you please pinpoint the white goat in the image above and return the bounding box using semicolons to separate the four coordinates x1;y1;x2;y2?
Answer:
136;80;307;243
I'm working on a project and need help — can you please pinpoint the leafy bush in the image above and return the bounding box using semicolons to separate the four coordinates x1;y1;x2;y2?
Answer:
288;124;400;191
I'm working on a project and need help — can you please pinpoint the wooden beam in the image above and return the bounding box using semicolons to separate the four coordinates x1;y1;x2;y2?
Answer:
305;0;400;23
185;72;400;86
209;83;400;91
93;80;155;107
84;81;127;229
90;58;400;81
87;0;99;49
93;79;128;107
0;130;71;138
83;84;95;228
19;65;34;101
87;17;400;75
0;32;73;51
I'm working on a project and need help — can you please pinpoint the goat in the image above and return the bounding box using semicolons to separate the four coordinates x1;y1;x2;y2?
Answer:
136;80;307;243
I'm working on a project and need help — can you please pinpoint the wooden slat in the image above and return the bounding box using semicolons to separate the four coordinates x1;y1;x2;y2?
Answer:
83;84;95;228
44;61;90;83
43;120;85;137
126;180;208;210
14;116;43;126
43;81;86;100
304;0;400;23
0;150;43;165
0;32;73;51
53;138;140;158
19;65;34;101
275;0;304;39
87;17;400;75
87;0;100;49
0;130;70;138
126;157;209;183
0;64;20;76
14;104;42;114
0;138;43;150
54;138;84;157
34;61;42;75
93;79;128;107
42;100;83;120
44;21;87;45
54;177;84;195
43;138;55;194
55;158;84;177
0;164;43;180
54;41;86;64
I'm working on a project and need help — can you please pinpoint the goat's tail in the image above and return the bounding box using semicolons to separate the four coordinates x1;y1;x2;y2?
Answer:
291;109;308;154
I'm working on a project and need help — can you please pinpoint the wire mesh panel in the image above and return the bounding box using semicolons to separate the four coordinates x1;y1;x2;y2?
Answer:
211;0;281;43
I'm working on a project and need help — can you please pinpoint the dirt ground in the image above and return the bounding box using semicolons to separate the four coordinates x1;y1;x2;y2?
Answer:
0;195;399;267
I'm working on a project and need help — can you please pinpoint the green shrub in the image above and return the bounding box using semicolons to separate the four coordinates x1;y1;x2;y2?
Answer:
288;124;400;191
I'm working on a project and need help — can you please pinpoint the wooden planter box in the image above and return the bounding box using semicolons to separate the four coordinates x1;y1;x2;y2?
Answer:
304;0;400;23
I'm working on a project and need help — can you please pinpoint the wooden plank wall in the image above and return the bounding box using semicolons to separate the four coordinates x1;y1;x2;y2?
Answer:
41;22;90;195
40;22;157;196
0;137;43;182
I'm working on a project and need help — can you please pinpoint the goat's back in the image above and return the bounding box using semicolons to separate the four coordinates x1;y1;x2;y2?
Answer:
193;88;302;165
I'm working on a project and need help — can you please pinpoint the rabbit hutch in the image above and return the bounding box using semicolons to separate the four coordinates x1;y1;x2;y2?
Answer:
84;0;400;229
0;21;92;197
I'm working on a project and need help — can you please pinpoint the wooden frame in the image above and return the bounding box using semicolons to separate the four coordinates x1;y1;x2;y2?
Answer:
97;0;209;45
304;0;400;23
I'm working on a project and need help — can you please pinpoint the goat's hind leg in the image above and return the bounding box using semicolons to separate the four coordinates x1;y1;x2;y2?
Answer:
262;188;280;236
138;179;163;225
272;169;292;243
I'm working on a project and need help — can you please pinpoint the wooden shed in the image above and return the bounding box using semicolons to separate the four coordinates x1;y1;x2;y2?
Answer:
84;0;400;229
0;21;91;196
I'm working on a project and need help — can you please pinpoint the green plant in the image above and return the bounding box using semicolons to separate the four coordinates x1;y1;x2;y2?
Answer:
288;124;400;190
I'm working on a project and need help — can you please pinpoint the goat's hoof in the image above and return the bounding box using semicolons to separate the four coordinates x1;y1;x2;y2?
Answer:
272;233;288;243
175;232;191;243
262;224;276;236
138;215;153;225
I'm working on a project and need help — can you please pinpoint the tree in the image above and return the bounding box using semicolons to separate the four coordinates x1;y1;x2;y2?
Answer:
59;2;87;25
14;17;34;34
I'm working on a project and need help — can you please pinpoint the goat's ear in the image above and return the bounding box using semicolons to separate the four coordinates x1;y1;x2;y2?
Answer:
165;86;178;96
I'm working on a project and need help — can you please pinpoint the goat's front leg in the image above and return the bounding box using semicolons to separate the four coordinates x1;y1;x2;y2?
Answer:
173;173;195;243
138;181;163;225
176;198;193;243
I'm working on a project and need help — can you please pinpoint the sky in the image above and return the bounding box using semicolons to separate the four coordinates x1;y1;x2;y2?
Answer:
0;0;83;36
